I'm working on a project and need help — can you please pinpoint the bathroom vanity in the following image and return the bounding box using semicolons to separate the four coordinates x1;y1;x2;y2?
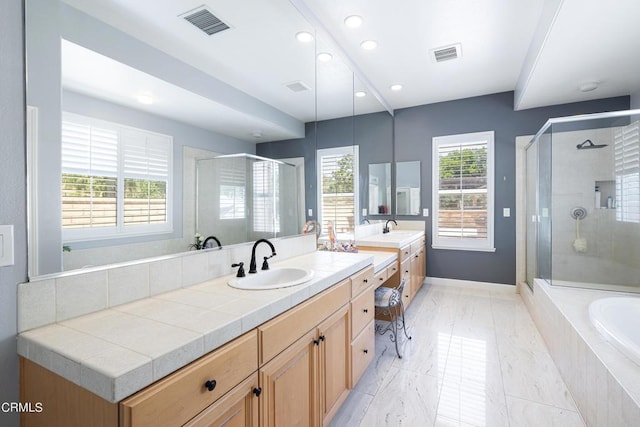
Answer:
358;231;427;311
19;249;389;427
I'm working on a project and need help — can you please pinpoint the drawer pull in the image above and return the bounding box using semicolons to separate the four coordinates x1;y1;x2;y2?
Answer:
363;308;368;313
314;335;325;345
253;387;262;397
363;349;368;354
405;270;409;274
204;379;217;392
363;279;368;283
378;277;384;281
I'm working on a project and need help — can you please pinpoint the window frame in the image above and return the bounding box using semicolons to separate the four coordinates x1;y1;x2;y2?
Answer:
431;130;495;252
61;112;173;243
316;146;359;236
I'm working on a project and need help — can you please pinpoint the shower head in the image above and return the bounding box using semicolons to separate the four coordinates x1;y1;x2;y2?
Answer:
577;139;608;150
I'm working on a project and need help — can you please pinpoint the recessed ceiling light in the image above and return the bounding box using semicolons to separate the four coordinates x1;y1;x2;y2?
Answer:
137;93;154;105
579;82;599;92
316;52;333;62
355;91;367;98
251;130;263;139
390;84;403;91
360;40;377;51
344;15;363;28
296;31;314;43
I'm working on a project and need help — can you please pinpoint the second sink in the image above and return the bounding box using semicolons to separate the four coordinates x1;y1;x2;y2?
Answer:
228;268;314;290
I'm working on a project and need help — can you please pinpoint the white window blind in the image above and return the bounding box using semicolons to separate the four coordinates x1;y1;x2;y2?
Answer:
317;146;359;235
615;120;640;223
432;131;495;252
252;160;280;233
61;113;173;241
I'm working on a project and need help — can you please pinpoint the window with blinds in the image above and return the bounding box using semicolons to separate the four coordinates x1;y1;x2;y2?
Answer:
432;131;495;251
61;113;172;241
316;146;359;236
615;120;640;223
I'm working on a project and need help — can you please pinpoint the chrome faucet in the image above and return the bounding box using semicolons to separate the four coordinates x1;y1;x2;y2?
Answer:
203;235;222;249
361;218;370;224
249;239;277;274
383;219;397;234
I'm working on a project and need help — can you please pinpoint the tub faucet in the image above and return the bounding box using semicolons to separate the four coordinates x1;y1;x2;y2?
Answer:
249;239;276;274
383;219;397;234
203;235;222;249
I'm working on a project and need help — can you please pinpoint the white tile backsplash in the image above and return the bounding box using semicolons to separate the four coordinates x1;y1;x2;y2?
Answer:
56;271;108;322
19;234;317;332
18;279;55;331
108;263;149;307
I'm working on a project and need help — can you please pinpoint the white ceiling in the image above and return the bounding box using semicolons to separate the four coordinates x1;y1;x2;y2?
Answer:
58;0;640;142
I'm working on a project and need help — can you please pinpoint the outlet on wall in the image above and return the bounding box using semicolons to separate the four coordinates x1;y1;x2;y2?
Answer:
423;208;429;217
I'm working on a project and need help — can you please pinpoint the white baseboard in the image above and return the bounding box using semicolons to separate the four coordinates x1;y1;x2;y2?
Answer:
425;276;516;292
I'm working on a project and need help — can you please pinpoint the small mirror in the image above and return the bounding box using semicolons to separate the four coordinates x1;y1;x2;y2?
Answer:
368;163;391;215
396;161;421;215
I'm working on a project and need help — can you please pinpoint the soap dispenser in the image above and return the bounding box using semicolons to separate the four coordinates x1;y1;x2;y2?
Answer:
595;185;601;209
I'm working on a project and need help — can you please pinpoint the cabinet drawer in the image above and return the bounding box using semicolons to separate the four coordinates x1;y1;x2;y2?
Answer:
183;373;259;427
350;320;375;387
120;330;258;427
350;265;375;297
259;278;350;365
373;268;388;287
351;285;375;340
399;245;411;263
410;236;425;255
386;262;399;278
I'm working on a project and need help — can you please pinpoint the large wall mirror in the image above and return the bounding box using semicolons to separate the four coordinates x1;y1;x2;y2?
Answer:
396;160;421;215
25;0;316;276
368;163;391;215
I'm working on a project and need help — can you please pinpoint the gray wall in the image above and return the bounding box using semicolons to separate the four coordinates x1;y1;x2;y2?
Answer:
259;92;629;285
0;1;26;425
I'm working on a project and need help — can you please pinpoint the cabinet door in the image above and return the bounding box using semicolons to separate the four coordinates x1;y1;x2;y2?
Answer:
184;373;259;427
260;329;318;427
410;251;420;300
400;257;412;308
318;305;351;426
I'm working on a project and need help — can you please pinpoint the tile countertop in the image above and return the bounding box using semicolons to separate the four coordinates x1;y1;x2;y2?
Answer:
17;251;374;403
356;230;424;249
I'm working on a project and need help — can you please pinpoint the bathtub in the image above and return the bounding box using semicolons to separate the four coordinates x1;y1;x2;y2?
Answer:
589;297;640;367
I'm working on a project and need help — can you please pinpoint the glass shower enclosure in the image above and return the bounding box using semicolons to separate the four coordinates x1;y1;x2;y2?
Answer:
196;154;303;247
526;109;640;293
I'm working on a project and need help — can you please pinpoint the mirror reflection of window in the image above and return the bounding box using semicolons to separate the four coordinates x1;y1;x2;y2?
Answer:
61;113;172;242
317;146;359;236
614;120;640;223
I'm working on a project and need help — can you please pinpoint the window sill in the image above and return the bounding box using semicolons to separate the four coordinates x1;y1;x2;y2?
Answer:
431;245;496;253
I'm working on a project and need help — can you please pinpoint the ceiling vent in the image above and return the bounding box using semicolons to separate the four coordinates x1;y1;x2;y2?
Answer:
180;6;230;36
431;43;462;63
284;81;311;93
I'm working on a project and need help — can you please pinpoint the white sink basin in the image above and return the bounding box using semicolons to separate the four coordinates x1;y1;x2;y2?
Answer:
228;268;314;290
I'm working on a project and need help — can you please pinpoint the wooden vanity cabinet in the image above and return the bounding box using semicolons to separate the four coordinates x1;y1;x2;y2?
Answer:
183;373;259;427
258;277;356;427
20;265;376;427
120;330;258;427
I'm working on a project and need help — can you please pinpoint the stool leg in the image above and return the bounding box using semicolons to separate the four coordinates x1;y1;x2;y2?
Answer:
399;300;412;341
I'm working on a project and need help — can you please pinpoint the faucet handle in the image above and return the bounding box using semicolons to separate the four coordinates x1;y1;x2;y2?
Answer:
261;256;271;271
231;262;245;278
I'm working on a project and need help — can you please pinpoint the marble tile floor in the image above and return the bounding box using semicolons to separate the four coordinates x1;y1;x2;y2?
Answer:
331;282;586;427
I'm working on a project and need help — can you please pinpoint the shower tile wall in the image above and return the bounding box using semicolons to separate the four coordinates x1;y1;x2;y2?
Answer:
551;128;640;286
